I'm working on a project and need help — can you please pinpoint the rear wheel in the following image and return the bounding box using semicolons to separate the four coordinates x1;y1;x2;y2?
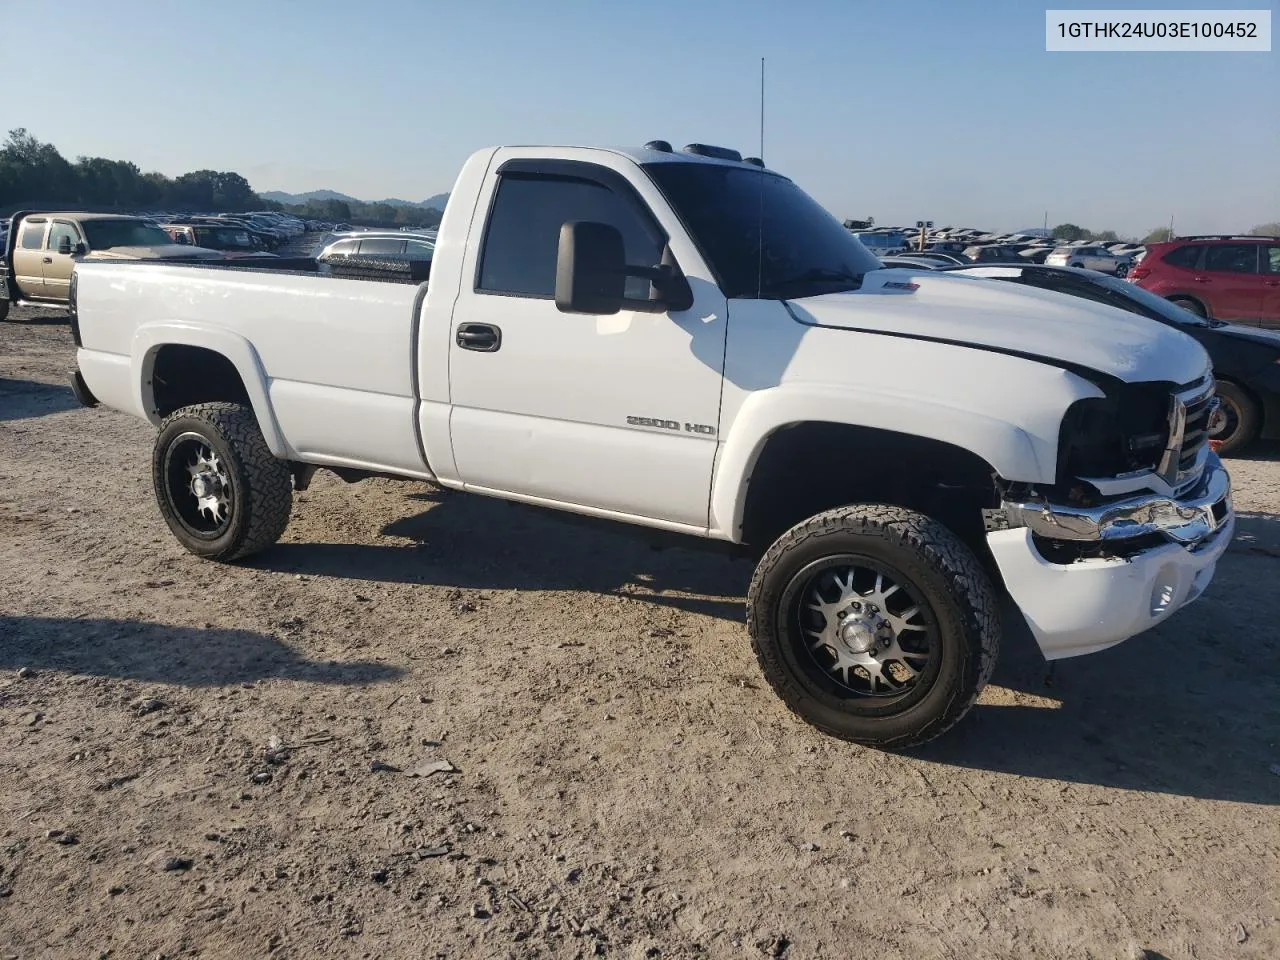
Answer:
747;505;1000;749
152;402;293;561
1169;296;1206;318
1208;380;1260;456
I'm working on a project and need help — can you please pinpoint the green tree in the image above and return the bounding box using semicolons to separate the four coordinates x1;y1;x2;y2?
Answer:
1142;227;1173;244
210;171;257;211
0;128;77;205
1250;222;1280;236
1051;223;1088;242
1093;229;1119;243
0;127;268;215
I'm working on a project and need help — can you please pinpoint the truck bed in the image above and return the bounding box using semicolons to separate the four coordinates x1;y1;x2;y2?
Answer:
73;258;435;478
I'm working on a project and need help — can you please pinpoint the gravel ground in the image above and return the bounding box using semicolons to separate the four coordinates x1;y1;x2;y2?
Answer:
1;305;1277;959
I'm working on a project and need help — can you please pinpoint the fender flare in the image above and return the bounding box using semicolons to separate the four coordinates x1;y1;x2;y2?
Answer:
709;384;1088;542
130;321;290;458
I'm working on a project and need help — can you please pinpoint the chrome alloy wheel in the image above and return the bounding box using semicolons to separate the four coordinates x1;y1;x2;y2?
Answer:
163;432;233;537
793;559;938;698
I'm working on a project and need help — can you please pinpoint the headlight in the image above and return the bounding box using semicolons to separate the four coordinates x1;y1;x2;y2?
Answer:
1057;382;1171;485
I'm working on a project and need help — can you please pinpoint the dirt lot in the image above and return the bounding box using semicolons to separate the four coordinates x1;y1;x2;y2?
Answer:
1;306;1277;960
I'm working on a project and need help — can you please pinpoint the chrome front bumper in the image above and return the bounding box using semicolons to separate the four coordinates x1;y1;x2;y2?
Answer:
1000;453;1231;548
987;453;1234;660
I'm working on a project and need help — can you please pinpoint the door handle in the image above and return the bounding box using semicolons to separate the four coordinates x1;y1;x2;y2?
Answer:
42;257;52;264
1192;276;1210;283
455;323;501;352
1265;280;1280;287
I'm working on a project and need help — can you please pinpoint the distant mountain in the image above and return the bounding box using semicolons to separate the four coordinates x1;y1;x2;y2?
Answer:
261;189;449;210
260;189;359;205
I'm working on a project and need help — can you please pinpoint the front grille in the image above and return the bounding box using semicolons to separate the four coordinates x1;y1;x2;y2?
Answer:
1159;377;1215;491
1180;386;1214;472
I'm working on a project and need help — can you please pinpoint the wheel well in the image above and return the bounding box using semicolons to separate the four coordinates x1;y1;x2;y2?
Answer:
1167;294;1209;317
150;345;251;419
740;422;1001;557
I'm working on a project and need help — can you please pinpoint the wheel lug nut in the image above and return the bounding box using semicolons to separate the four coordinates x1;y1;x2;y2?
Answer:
850;602;861;612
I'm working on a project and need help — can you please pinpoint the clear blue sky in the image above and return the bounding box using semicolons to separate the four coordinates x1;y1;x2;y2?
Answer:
3;0;1276;236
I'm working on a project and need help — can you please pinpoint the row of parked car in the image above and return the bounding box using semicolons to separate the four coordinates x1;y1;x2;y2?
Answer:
0;208;440;323
853;230;1144;276
877;233;1280;453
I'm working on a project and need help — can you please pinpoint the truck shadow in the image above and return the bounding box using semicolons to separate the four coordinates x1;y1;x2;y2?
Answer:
919;512;1280;806
263;493;1278;804
0;378;81;422
0;615;404;687
265;489;754;622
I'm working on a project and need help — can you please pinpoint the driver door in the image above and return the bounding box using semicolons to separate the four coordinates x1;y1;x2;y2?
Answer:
445;157;728;529
43;219;83;300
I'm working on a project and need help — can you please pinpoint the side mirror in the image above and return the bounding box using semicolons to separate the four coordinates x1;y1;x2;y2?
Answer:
72;241;86;256
57;236;72;255
175;233;190;244
554;221;696;316
555;221;625;315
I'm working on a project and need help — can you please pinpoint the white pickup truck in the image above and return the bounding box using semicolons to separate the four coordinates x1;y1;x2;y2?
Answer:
67;139;1235;749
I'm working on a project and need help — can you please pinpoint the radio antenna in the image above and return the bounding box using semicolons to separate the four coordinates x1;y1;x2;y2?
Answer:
759;56;765;163
756;56;765;300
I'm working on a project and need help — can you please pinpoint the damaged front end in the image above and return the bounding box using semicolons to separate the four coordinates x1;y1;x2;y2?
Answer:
983;373;1235;660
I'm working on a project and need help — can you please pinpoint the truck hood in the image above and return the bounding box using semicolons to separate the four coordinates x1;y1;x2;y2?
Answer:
84;245;225;261
788;269;1210;385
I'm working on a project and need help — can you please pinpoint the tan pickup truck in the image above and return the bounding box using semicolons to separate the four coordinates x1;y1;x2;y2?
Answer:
1;211;223;318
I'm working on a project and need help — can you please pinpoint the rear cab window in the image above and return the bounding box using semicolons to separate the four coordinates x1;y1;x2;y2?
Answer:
357;238;406;257
20;219;47;249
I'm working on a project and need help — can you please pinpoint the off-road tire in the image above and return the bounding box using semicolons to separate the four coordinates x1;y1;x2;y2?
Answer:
747;505;1000;750
152;402;292;561
1210;380;1260;456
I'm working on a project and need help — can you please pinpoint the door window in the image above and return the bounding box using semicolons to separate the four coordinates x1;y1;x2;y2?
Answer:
477;172;664;300
1203;244;1260;274
324;239;358;256
20;220;46;249
47;221;81;252
1264;245;1280;274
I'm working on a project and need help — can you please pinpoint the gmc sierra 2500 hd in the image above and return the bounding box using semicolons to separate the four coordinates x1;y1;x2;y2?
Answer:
67;139;1235;748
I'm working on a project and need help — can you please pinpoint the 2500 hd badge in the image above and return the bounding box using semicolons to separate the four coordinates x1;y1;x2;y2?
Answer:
626;416;716;436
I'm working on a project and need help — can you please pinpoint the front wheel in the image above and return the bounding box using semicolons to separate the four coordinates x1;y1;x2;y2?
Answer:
152;402;293;561
747;505;1000;749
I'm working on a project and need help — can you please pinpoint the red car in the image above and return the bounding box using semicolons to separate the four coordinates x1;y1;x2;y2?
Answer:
1131;235;1280;327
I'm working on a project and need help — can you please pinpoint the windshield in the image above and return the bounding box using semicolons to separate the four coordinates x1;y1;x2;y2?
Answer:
195;227;255;249
642;162;883;300
82;219;174;249
1092;274;1213;327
